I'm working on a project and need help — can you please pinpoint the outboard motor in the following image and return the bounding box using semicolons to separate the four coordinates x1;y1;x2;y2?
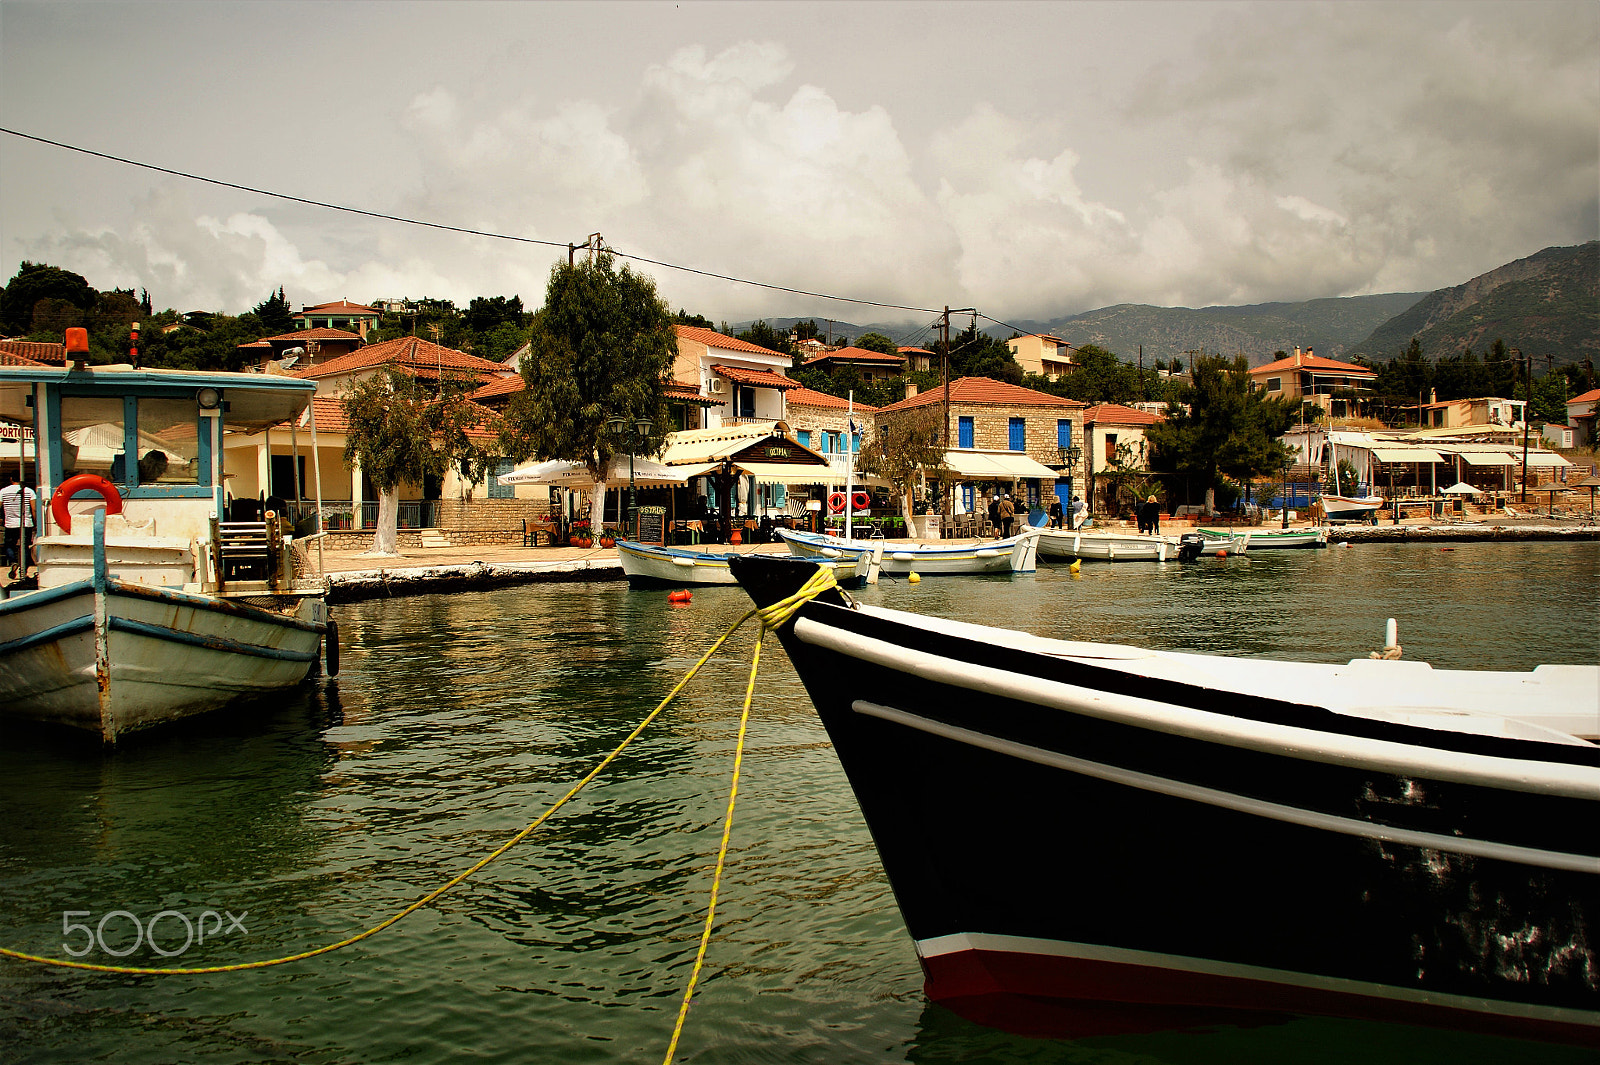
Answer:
1177;532;1206;563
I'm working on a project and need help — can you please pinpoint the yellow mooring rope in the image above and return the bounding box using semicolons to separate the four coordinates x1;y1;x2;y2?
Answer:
0;565;839;1056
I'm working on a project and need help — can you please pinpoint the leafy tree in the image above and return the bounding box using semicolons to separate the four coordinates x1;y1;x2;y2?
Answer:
855;332;897;356
1145;355;1293;512
672;308;714;329
859;404;946;521
499;254;676;531
342;368;497;555
793;319;821;342
1;261;95;334
736;319;793;356
465;295;525;334
934;323;1021;383
252;287;294;334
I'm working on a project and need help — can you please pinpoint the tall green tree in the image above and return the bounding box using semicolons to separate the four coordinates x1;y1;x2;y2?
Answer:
253;287;294;334
1145;355;1294;512
859;404;946;522
500;254;676;531
0;261;95;334
736;319;793;356
854;331;897;356
342;368;497;555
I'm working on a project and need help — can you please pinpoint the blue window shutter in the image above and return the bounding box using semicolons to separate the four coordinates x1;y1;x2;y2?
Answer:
797;430;810;446
1009;417;1025;451
958;416;974;449
1057;419;1071;448
852;432;860;453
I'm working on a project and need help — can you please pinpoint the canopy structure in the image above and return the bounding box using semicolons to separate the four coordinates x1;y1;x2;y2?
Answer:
1370;446;1444;464
1523;451;1574;468
1458;452;1519;467
500;456;692;488
940;449;1061;480
738;461;888;487
1440;482;1481;495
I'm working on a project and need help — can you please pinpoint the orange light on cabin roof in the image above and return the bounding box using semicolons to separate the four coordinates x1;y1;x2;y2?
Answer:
65;328;89;353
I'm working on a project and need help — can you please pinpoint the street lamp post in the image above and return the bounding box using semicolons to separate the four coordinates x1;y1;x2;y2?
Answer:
608;415;656;536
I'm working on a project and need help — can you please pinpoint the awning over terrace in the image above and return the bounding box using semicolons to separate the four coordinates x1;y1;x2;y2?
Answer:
1457;452;1519;466
940;449;1062;480
1370;447;1445;463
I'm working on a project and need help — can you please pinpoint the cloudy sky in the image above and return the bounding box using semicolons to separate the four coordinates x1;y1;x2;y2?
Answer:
1;1;1594;332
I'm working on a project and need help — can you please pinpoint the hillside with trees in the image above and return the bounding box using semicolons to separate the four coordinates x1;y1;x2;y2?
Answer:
1348;242;1597;367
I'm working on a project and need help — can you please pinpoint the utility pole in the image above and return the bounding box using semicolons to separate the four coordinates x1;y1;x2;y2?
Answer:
940;306;951;533
1516;348;1530;502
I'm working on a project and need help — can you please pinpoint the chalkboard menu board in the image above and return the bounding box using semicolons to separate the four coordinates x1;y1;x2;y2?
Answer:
636;505;666;545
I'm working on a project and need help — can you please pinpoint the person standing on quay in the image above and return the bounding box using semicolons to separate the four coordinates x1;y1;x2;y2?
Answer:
987;492;1001;537
2;472;38;579
998;493;1015;538
1140;494;1161;536
1070;495;1086;529
1047;495;1063;529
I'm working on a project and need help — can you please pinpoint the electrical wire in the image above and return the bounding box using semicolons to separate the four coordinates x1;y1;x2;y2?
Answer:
0;126;941;317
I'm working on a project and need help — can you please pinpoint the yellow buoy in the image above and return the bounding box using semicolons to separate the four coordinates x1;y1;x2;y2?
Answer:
908;571;921;583
1069;559;1082;574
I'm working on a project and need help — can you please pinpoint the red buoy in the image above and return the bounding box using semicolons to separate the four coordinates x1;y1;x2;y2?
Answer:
667;589;693;604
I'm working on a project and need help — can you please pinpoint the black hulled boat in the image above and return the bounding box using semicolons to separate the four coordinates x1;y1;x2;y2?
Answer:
729;556;1600;1046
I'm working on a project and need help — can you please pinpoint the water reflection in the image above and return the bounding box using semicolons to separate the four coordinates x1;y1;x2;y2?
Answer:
1;543;1594;1064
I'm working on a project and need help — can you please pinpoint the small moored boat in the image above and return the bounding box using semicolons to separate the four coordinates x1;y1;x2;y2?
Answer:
1203;526;1327;550
616;539;863;589
727;554;1600;1046
1035;527;1185;562
777;526;1039;575
0;347;333;743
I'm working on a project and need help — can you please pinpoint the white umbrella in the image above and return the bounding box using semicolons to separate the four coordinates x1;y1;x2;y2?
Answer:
500;456;690;487
1440;482;1481;495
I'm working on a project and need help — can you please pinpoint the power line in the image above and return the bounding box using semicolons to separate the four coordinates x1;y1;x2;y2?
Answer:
0;126;941;317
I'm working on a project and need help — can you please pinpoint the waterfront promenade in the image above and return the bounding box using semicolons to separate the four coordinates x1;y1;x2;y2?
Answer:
306;511;1596;603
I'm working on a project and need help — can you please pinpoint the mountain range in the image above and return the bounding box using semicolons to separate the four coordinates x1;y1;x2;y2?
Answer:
747;241;1595;369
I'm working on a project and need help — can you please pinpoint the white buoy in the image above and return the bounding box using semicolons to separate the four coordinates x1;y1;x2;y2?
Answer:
1385;618;1398;648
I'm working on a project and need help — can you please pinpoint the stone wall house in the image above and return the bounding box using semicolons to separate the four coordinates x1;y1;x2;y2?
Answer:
1081;402;1162;516
873;376;1086;525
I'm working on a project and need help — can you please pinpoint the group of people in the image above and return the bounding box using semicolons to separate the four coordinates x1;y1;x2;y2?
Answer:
987;491;1092;536
1136;494;1163;535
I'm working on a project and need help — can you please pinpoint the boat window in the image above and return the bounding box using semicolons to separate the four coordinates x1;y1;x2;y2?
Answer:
134;398;201;484
59;396;125;482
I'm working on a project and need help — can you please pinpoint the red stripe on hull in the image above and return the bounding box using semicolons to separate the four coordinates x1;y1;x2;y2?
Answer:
922;947;1600;1047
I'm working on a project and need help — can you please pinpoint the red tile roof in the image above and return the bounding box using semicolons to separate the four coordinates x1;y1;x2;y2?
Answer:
469;374;527;401
1569;388;1600;405
674;324;788;358
261;328;363;343
294;336;505;383
802;345;907;367
274;395;499;440
875;376;1087;414
785;385;880;412
297;300;380;316
1082;403;1161;426
664;380;720;406
1250;353;1376;376
711;364;801;390
0;349;50;367
898;346;934;355
0;340;66;364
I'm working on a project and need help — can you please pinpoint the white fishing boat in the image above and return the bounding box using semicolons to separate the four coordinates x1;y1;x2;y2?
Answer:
0;344;334;743
616;539;863;588
777;526;1040;575
1323;435;1383;523
729;555;1600;1045
1202;526;1327;550
1035;526;1185;562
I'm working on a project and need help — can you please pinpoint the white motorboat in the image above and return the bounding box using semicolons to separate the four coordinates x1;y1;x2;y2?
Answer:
0;351;334;743
777;526;1039;575
1202;526;1327;550
1035;526;1183;562
615;539;863;588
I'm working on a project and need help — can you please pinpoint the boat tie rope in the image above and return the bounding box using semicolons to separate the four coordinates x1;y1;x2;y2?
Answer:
0;563;842;1062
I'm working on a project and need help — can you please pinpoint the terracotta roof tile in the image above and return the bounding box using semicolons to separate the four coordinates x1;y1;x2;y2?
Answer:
785;386;879;412
1569;388;1600;405
664;380;719;406
297;300;380;316
260;328;363;343
276;395;498;440
294;336;504;382
1251;353;1376;376
674;324;788;359
0;340;66;364
469;374;527;401
711;364;801;390
1082;403;1161;426
897;346;934;355
875;376;1086;414
802;346;906;367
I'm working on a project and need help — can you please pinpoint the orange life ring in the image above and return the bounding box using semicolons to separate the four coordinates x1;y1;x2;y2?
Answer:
851;490;870;512
51;474;124;534
828;492;846;514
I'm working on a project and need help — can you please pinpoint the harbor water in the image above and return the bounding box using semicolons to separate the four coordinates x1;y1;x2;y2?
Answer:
2;541;1597;1064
